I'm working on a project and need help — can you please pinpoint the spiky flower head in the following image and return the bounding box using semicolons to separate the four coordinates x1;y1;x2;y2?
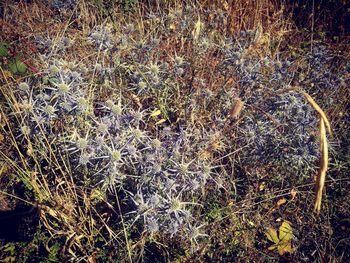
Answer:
57;83;70;94
44;105;56;116
151;138;162;149
76;138;88;150
111;150;121;162
18;82;30;92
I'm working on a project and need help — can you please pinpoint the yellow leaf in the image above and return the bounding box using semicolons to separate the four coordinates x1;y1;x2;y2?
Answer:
277;244;285;255
266;222;295;255
3;256;16;263
150;109;162;117
279;221;293;242
259;182;266;191
266;228;279;244
277;242;294;255
268;244;277;251
156;119;166;125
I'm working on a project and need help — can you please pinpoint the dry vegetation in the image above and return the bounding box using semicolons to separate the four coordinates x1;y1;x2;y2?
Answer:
0;0;349;262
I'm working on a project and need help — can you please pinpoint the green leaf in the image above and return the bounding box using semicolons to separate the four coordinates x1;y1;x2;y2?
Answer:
266;228;279;244
42;76;49;84
9;57;27;74
0;42;9;57
9;62;18;74
48;77;59;85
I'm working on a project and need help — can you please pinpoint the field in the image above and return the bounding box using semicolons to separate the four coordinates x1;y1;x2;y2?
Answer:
0;0;349;262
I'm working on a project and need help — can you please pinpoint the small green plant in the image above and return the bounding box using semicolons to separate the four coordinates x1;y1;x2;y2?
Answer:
0;42;27;75
0;42;10;57
0;243;16;263
9;57;27;74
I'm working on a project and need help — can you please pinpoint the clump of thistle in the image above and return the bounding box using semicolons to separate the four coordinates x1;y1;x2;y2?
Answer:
6;11;346;258
88;25;115;51
34;36;72;54
236;92;320;175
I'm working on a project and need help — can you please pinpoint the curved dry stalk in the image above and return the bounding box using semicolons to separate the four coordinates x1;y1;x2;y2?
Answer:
299;91;330;214
314;117;328;214
301;91;332;136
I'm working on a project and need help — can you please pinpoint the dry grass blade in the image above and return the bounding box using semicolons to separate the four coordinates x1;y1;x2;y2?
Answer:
314;117;329;214
302;92;332;136
192;15;202;42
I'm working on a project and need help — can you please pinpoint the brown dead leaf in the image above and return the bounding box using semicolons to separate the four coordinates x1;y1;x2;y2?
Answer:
0;193;11;212
276;198;286;208
290;188;297;200
87;255;96;263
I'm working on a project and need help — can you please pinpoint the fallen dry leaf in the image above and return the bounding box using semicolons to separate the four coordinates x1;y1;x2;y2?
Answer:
276;198;287;208
290;188;297;200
